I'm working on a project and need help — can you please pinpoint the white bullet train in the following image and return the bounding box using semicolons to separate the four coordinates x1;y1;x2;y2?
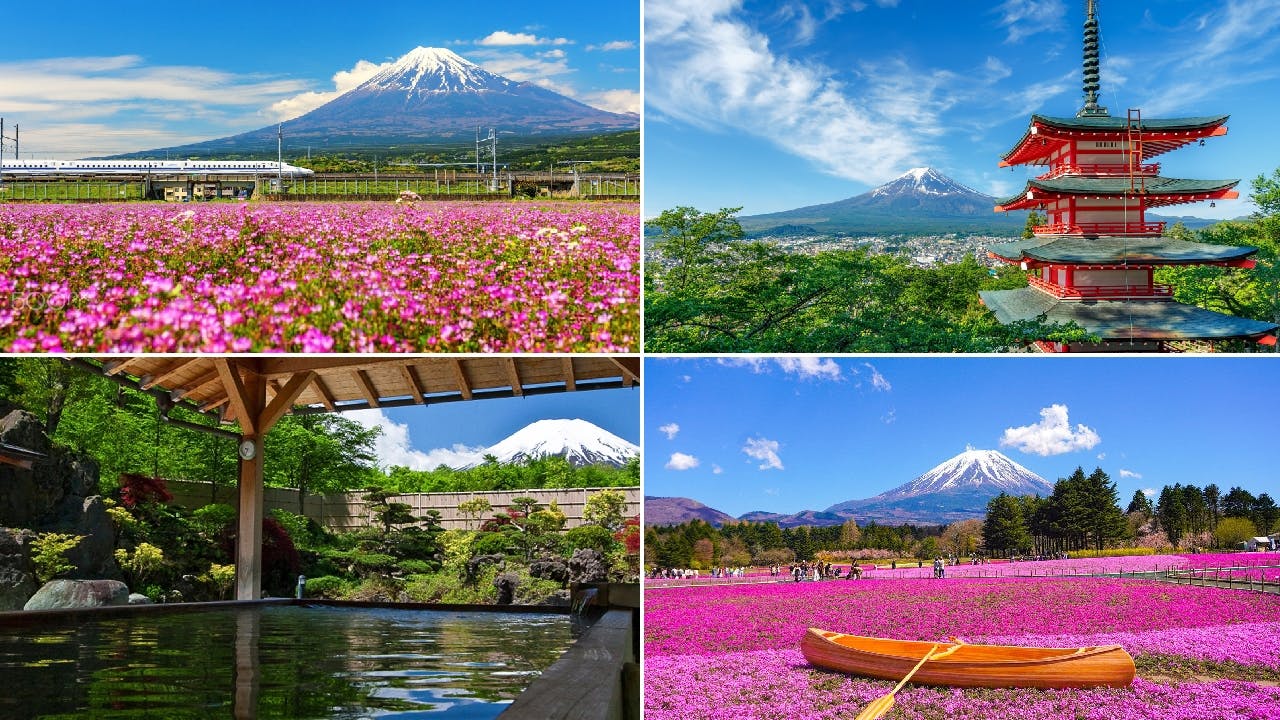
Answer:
0;159;314;176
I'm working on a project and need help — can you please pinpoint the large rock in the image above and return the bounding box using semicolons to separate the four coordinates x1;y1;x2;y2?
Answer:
24;579;129;610
56;496;119;580
0;529;38;611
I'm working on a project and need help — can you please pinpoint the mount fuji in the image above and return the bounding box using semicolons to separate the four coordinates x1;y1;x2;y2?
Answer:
121;46;637;156
737;167;1027;236
463;418;638;469
646;449;1053;527
826;449;1053;523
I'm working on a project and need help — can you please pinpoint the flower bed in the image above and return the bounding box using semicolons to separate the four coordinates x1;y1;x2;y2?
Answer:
645;577;1280;719
0;201;639;352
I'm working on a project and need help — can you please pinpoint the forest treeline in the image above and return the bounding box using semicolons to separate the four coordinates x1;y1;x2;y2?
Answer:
646;465;1277;570
0;359;637;497
644;170;1280;352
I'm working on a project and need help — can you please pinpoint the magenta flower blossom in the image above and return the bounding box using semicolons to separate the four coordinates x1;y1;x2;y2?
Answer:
0;201;639;352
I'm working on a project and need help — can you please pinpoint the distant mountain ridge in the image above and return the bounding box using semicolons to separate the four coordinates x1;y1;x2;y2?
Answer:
117;46;637;156
645;449;1053;526
738;167;1028;236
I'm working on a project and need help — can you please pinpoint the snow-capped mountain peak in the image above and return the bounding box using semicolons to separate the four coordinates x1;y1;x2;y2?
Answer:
870;167;982;198
882;448;1053;499
361;46;512;95
464;418;639;469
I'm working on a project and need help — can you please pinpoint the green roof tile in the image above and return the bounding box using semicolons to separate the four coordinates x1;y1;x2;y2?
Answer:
996;176;1239;207
979;287;1277;340
1031;114;1229;132
987;237;1257;264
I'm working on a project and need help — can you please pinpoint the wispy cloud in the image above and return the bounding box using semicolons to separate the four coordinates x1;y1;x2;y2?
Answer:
712;464;724;475
718;356;843;381
993;0;1067;44
477;30;572;47
666;452;701;470
587;40;636;51
1119;469;1143;479
645;0;935;185
999;404;1101;456
861;362;891;391
658;423;681;440
742;436;784;470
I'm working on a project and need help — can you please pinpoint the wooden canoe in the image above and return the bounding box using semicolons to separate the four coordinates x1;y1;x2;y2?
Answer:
801;628;1135;689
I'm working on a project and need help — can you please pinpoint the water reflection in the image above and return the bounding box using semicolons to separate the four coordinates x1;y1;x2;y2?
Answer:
0;606;571;719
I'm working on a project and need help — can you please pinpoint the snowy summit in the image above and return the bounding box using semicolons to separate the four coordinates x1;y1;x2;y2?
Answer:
465;418;639;468
361;46;515;95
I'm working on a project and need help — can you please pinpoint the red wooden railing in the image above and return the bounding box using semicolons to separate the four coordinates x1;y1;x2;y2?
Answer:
1027;274;1172;299
1033;221;1165;236
1040;162;1160;179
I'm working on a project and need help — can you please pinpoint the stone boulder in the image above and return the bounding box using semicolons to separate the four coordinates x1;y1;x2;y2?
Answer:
568;548;609;584
127;593;152;605
24;579;129;610
0;529;38;611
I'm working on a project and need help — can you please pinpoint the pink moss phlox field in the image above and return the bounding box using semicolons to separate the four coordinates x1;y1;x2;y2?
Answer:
645;649;1280;720
0;202;639;352
645;578;1280;719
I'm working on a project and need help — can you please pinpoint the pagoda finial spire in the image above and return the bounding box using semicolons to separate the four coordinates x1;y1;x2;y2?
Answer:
1078;0;1109;117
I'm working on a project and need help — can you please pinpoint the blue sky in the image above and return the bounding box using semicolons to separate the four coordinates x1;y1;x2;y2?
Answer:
343;385;640;471
0;2;638;157
644;357;1280;518
644;0;1280;220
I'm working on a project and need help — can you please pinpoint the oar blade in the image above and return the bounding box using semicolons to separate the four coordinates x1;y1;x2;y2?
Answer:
853;694;895;720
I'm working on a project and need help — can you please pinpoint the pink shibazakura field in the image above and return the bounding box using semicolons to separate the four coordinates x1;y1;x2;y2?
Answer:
0;201;638;352
645;578;1280;719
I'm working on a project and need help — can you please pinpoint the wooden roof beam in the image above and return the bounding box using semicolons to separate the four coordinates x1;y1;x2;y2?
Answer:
505;358;523;397
260;371;315;432
400;365;426;404
562;357;577;391
142;359;201;390
310;374;337;412
451;359;473;400
609;357;640;387
103;358;146;377
215;359;257;435
352;370;381;408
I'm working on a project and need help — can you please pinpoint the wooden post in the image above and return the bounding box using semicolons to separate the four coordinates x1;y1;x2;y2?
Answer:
232;368;267;601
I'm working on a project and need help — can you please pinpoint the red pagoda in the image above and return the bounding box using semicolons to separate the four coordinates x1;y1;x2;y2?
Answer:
980;0;1277;352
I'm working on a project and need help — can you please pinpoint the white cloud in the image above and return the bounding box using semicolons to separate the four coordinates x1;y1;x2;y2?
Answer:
999;404;1101;456
658;423;681;440
718;356;843;381
267;58;389;121
712;464;724;474
861;362;891;391
587;40;637;51
666;452;701;470
994;0;1067;44
345;409;485;470
882;408;897;425
478;30;572;46
580;88;641;114
1119;469;1143;479
645;1;935;185
1142;488;1156;497
1097;453;1107;460
743;437;784;470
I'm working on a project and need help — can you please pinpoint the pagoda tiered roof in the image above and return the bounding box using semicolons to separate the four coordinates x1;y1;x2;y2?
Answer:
1000;114;1230;167
979;287;1278;341
987;236;1258;266
995;176;1239;212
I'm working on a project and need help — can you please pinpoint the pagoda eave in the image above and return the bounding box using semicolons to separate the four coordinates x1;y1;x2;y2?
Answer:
996;184;1239;213
999;115;1230;167
987;236;1259;267
979;287;1279;341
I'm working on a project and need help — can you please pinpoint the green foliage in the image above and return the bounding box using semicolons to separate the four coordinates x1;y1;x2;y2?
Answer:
199;563;236;600
31;533;84;583
1213;517;1258;548
583;489;629;532
564;524;618;554
381;454;636;493
472;531;519;557
644;206;1086;352
301;575;351;599
114;543;165;588
983;493;1033;556
456;498;493;529
190;503;236;539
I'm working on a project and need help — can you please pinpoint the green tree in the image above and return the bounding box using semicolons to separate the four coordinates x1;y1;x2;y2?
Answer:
1214;516;1258;549
1157;485;1188;548
1126;489;1154;516
1023;210;1046;239
1253;493;1279;535
265;414;381;514
983;493;1032;557
583;488;629;532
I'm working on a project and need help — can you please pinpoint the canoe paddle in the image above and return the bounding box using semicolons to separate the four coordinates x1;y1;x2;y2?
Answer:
853;642;962;720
